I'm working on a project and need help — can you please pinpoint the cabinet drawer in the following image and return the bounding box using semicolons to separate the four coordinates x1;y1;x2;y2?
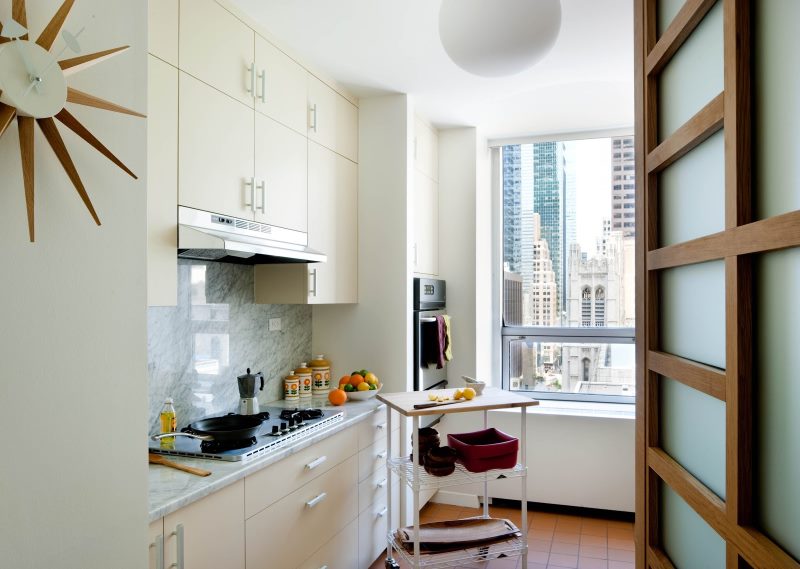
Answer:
358;467;400;514
358;428;398;482
245;427;353;518
358;500;392;569
357;405;397;450
246;455;358;569
296;518;358;569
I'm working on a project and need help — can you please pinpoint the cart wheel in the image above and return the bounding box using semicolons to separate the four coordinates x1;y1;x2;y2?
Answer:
384;559;400;569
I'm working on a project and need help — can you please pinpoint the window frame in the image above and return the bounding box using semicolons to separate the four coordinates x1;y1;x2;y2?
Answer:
494;131;637;404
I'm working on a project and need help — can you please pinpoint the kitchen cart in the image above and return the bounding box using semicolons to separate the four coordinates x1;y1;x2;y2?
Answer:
376;388;539;568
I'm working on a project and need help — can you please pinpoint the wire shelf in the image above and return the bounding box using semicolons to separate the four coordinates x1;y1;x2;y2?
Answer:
386;529;525;569
388;456;526;491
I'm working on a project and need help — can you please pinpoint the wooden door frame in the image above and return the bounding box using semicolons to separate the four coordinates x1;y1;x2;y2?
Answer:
634;0;800;567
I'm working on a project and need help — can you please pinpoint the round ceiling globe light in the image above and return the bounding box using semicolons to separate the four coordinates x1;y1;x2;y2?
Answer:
438;0;562;77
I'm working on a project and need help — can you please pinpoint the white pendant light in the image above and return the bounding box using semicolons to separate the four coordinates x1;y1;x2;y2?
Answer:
439;0;562;77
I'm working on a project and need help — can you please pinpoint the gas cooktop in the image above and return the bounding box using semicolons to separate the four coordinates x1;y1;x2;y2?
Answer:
148;406;344;463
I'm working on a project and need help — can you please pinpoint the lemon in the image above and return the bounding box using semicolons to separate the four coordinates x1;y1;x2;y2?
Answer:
463;387;476;400
454;388;464;400
365;372;379;386
428;393;438;401
357;382;370;391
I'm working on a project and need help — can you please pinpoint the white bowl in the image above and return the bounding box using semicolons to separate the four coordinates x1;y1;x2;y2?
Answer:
346;385;382;401
461;376;486;395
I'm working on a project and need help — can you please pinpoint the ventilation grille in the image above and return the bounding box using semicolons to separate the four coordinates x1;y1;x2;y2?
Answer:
233;219;273;235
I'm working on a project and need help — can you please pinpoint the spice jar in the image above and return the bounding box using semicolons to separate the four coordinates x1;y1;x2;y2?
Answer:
310;355;331;394
284;371;300;400
295;362;313;398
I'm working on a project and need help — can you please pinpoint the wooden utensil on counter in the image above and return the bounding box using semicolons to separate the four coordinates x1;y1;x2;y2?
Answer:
149;453;212;477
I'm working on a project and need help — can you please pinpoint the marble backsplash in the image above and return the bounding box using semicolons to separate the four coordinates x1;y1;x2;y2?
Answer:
147;260;311;433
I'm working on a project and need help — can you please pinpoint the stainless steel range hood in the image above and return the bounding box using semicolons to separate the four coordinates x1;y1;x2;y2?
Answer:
178;206;326;264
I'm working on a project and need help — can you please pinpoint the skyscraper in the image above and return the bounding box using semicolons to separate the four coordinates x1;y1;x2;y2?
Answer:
502;145;522;274
611;136;636;237
532;141;566;317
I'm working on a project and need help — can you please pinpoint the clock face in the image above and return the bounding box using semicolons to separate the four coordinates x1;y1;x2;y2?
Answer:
0;40;67;119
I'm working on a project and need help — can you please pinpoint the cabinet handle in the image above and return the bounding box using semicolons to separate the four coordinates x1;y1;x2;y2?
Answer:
247;63;255;97
414;243;418;266
376;422;387;430
377;507;388;518
309;268;318;297
309;103;318;132
257;180;266;213
244;178;255;212
150;533;164;569
377;450;387;459
318;566;329;569
305;455;327;470
257;69;266;103
169;524;184;569
306;492;327;508
377;478;387;489
414;136;418;160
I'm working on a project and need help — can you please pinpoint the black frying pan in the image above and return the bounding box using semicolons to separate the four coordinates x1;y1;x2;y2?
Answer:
151;414;264;443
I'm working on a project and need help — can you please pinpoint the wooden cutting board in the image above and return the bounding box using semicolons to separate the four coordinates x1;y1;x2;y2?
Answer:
396;517;518;547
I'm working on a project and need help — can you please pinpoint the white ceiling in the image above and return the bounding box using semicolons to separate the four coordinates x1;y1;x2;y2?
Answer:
231;0;634;140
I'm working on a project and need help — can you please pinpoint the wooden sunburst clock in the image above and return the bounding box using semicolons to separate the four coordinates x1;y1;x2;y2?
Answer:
0;0;144;242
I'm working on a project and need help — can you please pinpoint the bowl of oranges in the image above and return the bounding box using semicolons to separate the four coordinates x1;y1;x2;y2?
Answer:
337;370;381;401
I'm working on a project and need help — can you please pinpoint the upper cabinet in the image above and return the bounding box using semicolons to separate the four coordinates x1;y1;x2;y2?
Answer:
148;0;178;66
254;36;308;135
308;75;359;163
180;0;255;108
414;117;439;182
413;117;439;276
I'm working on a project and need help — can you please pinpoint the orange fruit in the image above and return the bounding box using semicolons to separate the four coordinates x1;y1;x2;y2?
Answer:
328;388;347;406
357;382;370;391
349;374;364;387
338;375;350;386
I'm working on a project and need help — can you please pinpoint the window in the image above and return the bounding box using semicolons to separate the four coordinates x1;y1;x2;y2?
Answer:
501;136;636;402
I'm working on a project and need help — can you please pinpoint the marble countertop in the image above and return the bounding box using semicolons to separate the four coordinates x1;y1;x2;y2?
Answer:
148;397;384;522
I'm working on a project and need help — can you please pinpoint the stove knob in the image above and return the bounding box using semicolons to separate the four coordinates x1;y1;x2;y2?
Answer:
271;425;279;435
280;422;287;432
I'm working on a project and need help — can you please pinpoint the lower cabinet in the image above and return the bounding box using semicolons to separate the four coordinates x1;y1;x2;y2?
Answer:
149;480;245;569
296;518;359;569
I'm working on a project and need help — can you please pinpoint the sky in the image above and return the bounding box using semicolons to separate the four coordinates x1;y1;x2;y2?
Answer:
567;137;613;253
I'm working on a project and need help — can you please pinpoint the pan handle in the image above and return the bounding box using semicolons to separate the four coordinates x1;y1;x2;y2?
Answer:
150;433;214;442
259;373;264;391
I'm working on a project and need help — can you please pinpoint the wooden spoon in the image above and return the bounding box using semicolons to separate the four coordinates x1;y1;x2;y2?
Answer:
149;453;212;477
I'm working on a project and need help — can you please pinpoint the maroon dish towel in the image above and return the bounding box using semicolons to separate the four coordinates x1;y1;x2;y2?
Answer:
421;316;447;369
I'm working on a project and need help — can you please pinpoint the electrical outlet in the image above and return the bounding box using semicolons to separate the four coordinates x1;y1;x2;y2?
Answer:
269;318;282;331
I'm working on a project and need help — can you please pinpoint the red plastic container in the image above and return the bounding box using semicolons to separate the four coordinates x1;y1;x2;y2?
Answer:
447;428;519;473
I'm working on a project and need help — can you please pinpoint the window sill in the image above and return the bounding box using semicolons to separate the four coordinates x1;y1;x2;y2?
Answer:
493;399;636;420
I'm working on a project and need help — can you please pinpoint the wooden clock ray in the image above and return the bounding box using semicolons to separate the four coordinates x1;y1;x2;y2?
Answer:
0;0;145;242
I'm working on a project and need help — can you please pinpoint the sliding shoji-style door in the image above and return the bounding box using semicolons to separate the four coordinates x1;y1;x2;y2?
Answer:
635;0;800;567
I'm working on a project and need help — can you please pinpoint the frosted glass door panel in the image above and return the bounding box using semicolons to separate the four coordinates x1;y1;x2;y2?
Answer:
657;0;685;37
658;1;723;141
660;261;725;369
661;377;725;499
659;130;725;247
755;0;800;219
661;483;726;569
756;249;800;560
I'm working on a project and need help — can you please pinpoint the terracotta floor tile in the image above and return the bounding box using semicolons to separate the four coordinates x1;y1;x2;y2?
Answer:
530;528;555;541
608;548;634;563
606;527;634;540
553;532;581;545
550;542;580;555
555;519;583;532
530;517;558;530
606;538;634;551
548;553;579;568
607;562;635;569
579;534;606;547
579;545;608;559
580;524;607;537
577;557;609;569
526;563;548;569
486;557;520;568
527;550;550;564
529;538;553;552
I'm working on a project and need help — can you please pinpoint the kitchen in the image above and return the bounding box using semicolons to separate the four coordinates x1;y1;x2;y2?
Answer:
2;1;799;569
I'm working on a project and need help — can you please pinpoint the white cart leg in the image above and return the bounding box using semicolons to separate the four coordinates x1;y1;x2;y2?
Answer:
412;415;420;567
483;410;490;519
385;405;396;565
521;406;528;565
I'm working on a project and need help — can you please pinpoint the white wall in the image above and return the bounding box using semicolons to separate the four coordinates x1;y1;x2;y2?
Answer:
312;95;413;392
0;1;148;567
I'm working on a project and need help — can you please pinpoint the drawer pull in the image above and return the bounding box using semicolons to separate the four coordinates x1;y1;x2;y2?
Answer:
377;450;387;459
305;456;328;470
306;492;328;508
376;422;387;430
376;478;387;489
318;566;328;569
377;507;388;518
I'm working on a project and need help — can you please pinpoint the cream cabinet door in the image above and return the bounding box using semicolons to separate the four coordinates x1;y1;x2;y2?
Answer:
414;117;438;182
164;480;245;569
254;35;308;135
148;519;164;569
413;170;438;275
179;72;255;219
296;518;359;569
254;113;307;232
147;56;178;307
179;0;255;107
148;0;178;66
307;142;358;304
307;75;358;162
